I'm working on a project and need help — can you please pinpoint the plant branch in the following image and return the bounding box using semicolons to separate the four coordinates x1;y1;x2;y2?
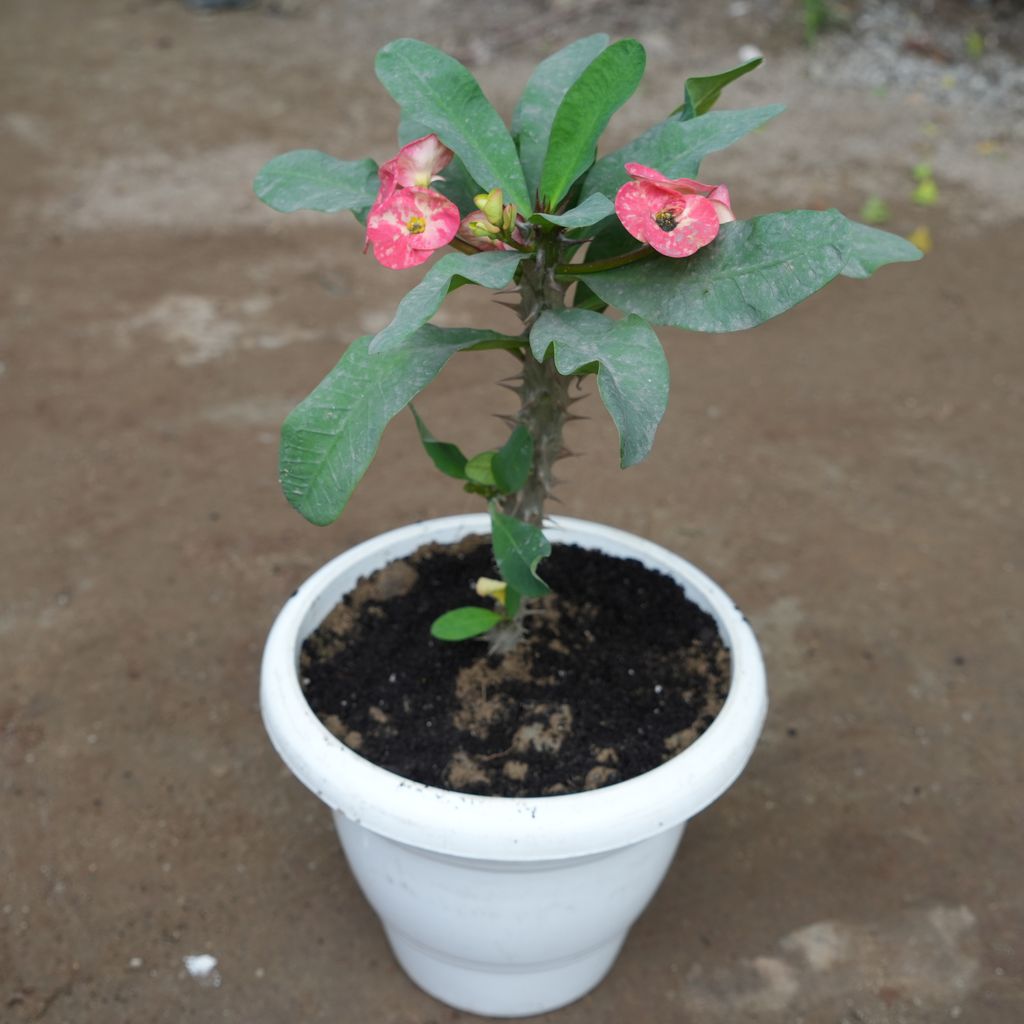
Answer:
553;245;654;277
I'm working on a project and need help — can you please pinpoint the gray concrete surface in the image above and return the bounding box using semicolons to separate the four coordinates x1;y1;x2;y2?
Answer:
2;1;1022;1021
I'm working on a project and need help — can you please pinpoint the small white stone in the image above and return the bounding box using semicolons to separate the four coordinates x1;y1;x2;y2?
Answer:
183;953;221;988
129;957;143;969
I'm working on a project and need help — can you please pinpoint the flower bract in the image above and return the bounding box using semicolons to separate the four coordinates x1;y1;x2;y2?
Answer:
375;133;453;208
614;163;734;258
366;187;460;269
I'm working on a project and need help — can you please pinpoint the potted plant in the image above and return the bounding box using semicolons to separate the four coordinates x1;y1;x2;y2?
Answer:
256;36;919;1017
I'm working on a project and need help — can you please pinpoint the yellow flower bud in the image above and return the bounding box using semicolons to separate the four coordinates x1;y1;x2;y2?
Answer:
474;577;508;606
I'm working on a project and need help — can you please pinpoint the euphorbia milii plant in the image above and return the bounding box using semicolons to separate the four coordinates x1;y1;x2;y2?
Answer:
255;35;920;649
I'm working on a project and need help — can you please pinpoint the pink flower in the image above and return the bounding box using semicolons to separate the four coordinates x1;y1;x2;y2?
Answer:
624;164;735;223
365;187;460;270
614;163;735;259
374;133;453;208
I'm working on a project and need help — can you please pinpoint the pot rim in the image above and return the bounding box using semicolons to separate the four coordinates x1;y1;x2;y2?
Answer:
260;514;767;861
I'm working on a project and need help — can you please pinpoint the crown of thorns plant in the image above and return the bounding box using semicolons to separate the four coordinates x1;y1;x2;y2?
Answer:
255;35;920;649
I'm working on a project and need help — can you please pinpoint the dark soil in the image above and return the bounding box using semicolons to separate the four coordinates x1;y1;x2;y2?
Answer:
300;537;730;797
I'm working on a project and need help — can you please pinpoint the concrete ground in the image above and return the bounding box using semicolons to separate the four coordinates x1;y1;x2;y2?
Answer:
2;1;1022;1021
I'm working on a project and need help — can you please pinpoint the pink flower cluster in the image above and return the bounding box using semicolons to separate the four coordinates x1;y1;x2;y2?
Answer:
364;138;734;269
614;163;734;259
365;135;461;270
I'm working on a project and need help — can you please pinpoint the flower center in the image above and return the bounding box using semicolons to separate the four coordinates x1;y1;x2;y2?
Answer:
405;215;427;235
654;209;678;232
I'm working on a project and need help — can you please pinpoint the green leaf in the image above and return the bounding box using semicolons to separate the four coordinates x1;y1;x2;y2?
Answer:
411;406;468;479
531;193;615;230
530;309;668;467
254;151;379;216
368;251;526;355
431;606;503;641
539;39;647;210
512;34;610;202
581;210;851;333
577;218;636;263
677;58;763;119
492;425;533;493
490;506;551;597
571;281;608;312
279;327;493;525
465;451;497;487
840;220;923;279
580;105;784;203
375;39;531;212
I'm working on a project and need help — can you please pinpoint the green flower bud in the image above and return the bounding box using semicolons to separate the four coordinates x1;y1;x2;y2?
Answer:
473;188;504;225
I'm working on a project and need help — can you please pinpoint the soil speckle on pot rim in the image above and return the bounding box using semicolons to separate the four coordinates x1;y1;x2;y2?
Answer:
300;537;730;797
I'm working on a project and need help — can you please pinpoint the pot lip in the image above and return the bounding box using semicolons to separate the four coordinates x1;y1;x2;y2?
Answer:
261;514;767;861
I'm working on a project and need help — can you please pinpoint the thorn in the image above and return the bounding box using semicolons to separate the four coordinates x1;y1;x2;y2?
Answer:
493;414;518;427
496;381;523;395
497;374;524;384
492;300;522;313
564;413;590;423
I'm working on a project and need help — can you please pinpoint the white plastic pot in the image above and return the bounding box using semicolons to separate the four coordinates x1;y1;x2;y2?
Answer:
261;514;767;1017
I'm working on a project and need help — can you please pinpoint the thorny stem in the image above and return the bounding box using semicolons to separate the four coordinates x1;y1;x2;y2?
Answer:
485;234;575;656
501;236;573;527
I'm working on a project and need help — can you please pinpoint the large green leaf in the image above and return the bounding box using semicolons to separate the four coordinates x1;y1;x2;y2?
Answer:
375;39;531;212
512;34;610;202
369;251;526;355
279;328;492;525
580;210;851;333
840;220;923;279
677;58;763;119
530;309;669;467
490;506;551;597
254;151;379;216
538;39;646;210
580;105;784;203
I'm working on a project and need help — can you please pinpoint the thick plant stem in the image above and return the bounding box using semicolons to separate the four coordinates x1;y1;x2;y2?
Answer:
501;352;572;525
501;239;573;527
486;236;573;654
